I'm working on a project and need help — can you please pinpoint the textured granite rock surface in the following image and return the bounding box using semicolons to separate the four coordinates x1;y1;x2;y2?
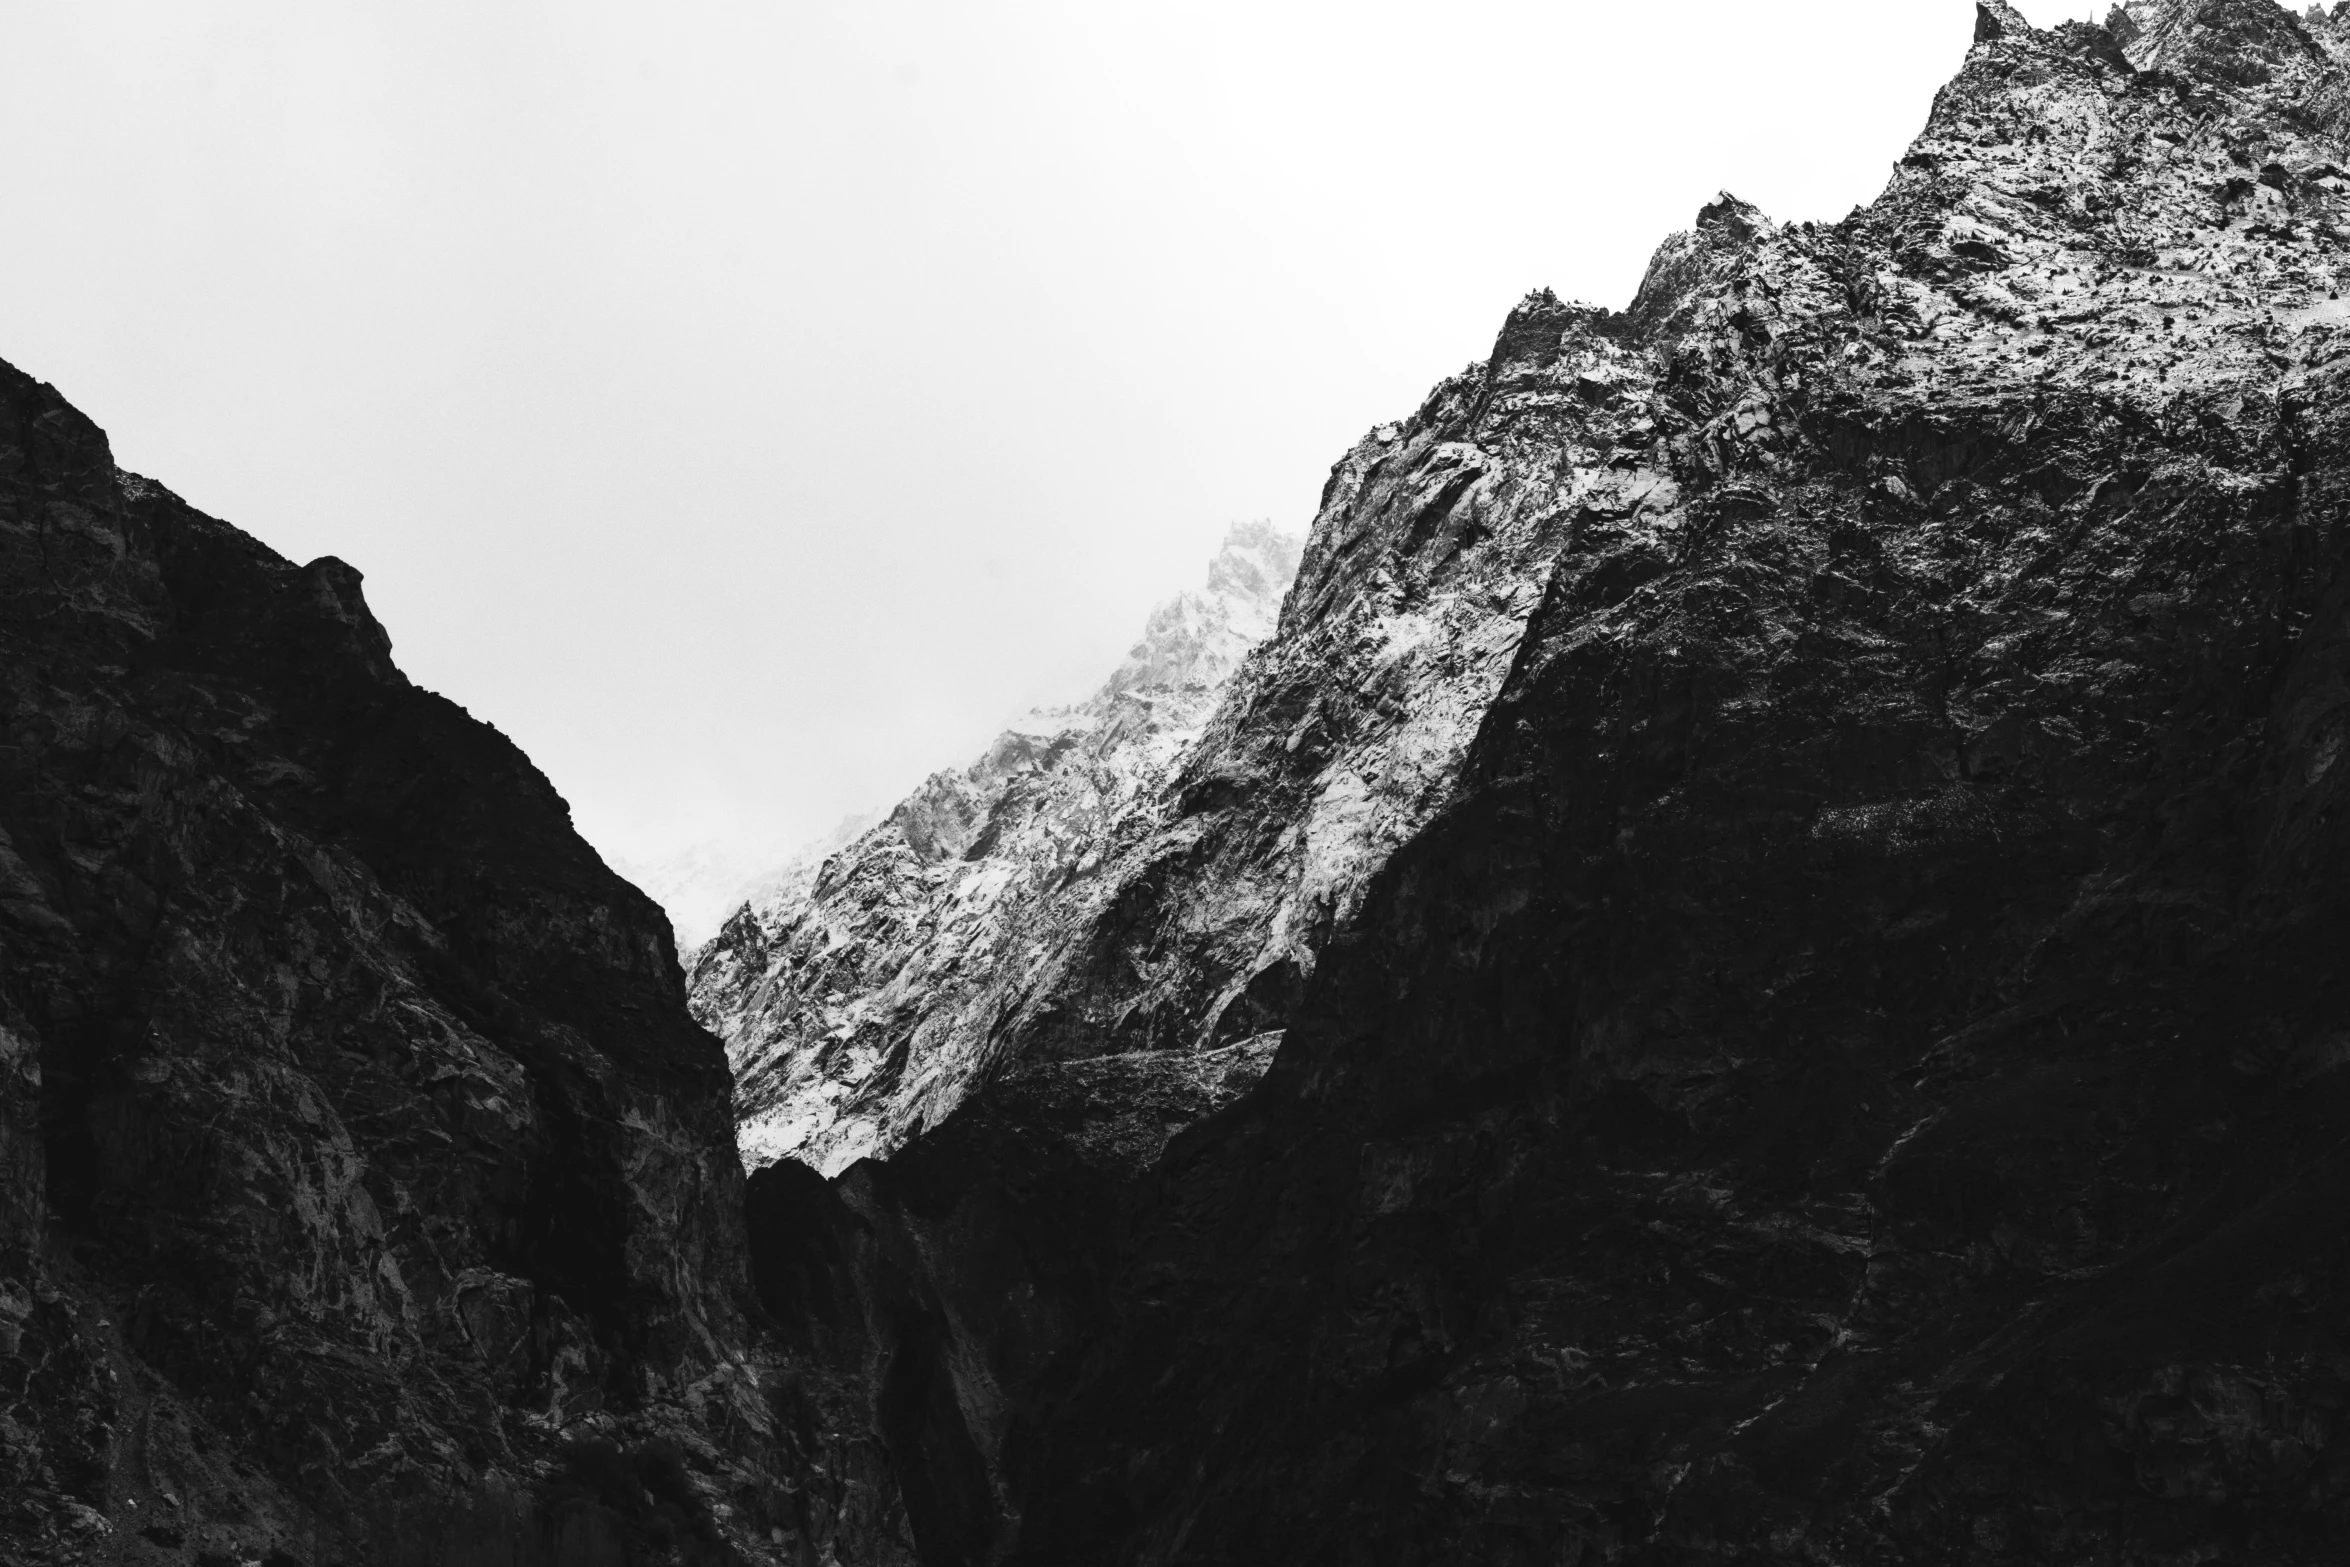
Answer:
749;3;2350;1562
694;347;1600;1181
692;523;1318;1175
0;364;911;1566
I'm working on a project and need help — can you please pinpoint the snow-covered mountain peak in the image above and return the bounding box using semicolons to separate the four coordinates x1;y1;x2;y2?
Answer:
616;527;1296;947
1095;520;1301;702
692;522;1305;1173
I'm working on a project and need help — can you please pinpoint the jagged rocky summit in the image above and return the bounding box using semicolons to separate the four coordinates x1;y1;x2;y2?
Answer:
723;3;2350;1564
0;370;911;1562
693;520;1340;1174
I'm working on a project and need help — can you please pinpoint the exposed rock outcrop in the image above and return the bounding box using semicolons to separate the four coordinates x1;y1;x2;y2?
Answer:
750;4;2350;1562
693;522;1330;1174
0;365;910;1565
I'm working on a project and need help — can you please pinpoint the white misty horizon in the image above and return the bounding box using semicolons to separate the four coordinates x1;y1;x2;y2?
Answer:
0;0;2109;890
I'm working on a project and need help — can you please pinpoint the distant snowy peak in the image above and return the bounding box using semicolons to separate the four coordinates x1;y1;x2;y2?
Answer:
630;531;1297;947
739;810;883;908
1095;520;1301;703
695;519;1304;1174
801;521;1302;875
614;810;879;951
611;835;795;951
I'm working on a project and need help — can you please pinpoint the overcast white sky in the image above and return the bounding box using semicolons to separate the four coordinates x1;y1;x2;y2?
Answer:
0;0;2105;874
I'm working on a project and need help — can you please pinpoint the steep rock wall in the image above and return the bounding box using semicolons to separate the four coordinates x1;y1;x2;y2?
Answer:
0;364;909;1566
691;524;1310;1174
772;4;2350;1563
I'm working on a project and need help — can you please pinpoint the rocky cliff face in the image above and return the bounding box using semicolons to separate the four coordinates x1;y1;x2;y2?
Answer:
0;366;910;1566
693;355;1622;1180
746;3;2350;1563
692;522;1331;1174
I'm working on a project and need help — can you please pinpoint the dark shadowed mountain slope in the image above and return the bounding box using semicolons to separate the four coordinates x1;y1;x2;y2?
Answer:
0;365;909;1566
744;4;2350;1563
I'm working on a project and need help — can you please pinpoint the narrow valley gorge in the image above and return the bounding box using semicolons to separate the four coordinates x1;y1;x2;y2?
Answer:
15;2;2350;1564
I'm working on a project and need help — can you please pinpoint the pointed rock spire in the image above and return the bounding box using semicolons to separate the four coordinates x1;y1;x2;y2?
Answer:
1696;191;1768;240
1975;0;2033;42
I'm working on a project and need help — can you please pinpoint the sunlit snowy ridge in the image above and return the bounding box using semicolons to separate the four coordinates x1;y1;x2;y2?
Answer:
689;521;1308;1171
